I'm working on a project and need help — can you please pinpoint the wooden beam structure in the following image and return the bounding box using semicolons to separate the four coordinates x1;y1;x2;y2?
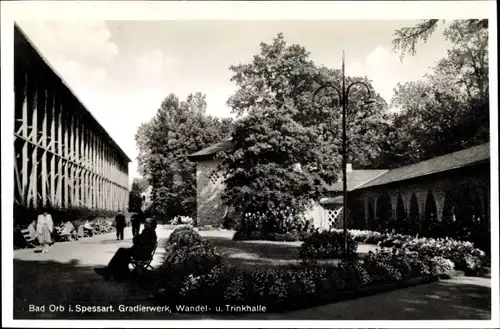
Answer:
13;24;131;212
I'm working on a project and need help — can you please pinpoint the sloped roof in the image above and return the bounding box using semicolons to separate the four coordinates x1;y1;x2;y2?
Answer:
325;169;388;192
15;24;132;163
187;138;234;160
357;142;490;189
320;195;344;205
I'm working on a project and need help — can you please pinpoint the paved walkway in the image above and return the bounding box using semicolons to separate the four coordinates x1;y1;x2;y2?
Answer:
13;226;492;320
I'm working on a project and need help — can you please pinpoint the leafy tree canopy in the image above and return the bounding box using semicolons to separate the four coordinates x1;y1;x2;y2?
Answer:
218;33;389;230
384;19;489;166
135;92;233;220
392;19;488;60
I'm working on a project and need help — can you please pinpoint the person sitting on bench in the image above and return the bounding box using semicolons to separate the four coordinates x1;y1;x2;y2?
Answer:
94;218;157;281
83;220;94;237
60;220;77;240
27;219;38;241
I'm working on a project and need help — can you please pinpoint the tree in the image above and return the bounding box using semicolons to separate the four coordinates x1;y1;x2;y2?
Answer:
385;20;489;166
218;33;389;233
128;180;145;213
217;105;340;233
228;33;390;168
392;19;488;59
135;92;233;220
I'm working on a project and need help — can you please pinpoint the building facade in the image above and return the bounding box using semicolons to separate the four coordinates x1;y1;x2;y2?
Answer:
189;137;490;236
14;24;131;211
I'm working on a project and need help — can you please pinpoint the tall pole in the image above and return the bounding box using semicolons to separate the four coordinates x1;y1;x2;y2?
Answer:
341;50;348;254
311;51;373;256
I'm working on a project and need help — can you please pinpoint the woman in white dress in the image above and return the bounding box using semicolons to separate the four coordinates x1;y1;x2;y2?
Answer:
36;211;54;253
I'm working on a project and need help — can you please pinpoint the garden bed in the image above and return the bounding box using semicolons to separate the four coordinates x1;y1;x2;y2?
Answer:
145;226;451;314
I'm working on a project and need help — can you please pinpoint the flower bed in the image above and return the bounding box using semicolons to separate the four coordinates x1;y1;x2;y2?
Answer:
335;229;488;276
151;227;442;313
233;230;311;242
299;230;358;259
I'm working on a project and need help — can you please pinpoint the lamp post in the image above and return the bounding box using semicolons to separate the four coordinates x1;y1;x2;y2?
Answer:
312;50;375;254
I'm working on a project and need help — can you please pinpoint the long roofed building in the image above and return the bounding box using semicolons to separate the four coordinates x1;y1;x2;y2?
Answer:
13;24;131;211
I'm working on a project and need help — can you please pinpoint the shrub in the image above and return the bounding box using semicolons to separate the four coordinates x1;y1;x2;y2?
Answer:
162;241;221;277
232;209;313;242
431;256;455;278
167;226;202;247
299;230;358;259
155;239;222;299
342;229;489;276
233;230;306;242
362;251;403;283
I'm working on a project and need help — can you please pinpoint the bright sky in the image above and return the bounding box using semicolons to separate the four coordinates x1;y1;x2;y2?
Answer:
17;20;453;184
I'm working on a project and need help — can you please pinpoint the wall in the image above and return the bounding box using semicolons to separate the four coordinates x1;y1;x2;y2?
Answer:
351;162;490;232
14;25;130;212
195;159;228;226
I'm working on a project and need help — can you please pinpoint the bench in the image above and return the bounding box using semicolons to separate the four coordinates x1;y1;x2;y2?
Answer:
20;229;38;248
130;243;158;273
56;226;78;242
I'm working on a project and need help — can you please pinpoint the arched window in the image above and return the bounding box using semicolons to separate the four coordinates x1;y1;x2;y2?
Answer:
422;191;438;237
367;198;375;230
375;193;392;232
407;193;420;235
396;195;406;232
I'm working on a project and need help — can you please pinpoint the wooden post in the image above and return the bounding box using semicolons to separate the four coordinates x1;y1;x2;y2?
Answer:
41;88;48;207
84;128;89;207
22;72;29;206
57;99;63;206
50;90;56;206
94;133;98;208
92;134;96;208
80;122;85;205
74;117;80;206
69;115;75;207
63;106;69;207
29;82;38;208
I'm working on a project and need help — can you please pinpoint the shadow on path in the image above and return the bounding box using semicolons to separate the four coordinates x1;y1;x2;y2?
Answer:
273;278;491;320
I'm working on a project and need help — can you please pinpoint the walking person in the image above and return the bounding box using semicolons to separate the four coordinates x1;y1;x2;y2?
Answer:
115;212;126;240
130;211;142;237
36;211;54;253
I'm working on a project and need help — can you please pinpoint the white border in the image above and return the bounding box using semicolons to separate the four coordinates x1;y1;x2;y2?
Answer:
1;1;498;328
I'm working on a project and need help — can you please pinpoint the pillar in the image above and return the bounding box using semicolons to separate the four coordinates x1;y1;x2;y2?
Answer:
401;190;412;219
40;88;47;207
21;72;29;206
389;191;398;222
69;115;75;207
74;117;80;206
49;90;56;206
56;97;63;206
29;82;38;208
63;107;69;208
363;195;369;229
415;190;427;220
433;189;446;222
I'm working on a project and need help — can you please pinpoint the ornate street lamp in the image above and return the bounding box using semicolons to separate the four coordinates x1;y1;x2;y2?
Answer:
312;50;375;254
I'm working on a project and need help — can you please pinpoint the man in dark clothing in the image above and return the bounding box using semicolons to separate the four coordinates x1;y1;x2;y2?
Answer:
130;212;143;237
115;212;126;240
95;218;157;281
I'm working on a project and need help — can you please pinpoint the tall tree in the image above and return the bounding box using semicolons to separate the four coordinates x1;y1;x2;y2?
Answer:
385;20;489;166
128;180;145;213
135;92;233;219
218;33;389;233
228;33;389;168
392;19;488;59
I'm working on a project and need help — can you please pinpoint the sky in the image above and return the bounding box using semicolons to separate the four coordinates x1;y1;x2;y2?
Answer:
17;20;454;185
